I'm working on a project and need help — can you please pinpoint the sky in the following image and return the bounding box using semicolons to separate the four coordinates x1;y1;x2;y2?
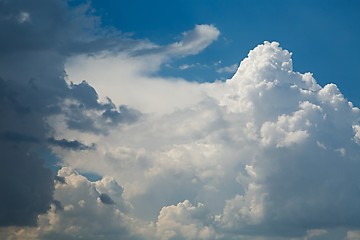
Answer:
1;0;360;240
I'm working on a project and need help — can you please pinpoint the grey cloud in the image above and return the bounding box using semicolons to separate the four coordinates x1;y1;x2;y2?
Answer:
0;142;53;226
48;138;95;151
65;81;142;134
99;193;115;205
52;200;64;212
102;105;141;124
0;0;140;56
0;0;142;228
54;175;66;184
0;131;39;143
0;76;56;226
70;80;102;109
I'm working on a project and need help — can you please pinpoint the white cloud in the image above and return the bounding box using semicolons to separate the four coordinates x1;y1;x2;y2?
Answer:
216;63;239;74
5;167;146;240
5;40;360;240
156;200;215;240
167;24;220;57
179;64;195;70
58;41;360;239
65;24;220;114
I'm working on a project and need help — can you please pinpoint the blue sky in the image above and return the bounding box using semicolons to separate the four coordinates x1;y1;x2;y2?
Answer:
87;0;360;105
2;1;360;239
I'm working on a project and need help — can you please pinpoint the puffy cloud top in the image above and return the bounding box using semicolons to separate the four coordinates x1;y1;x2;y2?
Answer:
41;41;360;240
2;32;360;240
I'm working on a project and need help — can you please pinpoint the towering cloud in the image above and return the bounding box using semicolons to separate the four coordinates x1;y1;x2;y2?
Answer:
1;1;360;240
27;41;358;240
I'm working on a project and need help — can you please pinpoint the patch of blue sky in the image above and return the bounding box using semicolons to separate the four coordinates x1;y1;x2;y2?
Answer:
73;0;360;105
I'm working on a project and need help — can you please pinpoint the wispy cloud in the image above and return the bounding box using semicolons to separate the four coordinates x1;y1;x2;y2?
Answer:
65;24;221;114
216;63;239;73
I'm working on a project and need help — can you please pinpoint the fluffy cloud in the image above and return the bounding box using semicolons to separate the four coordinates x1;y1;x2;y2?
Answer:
50;41;360;240
1;168;144;240
0;0;161;228
36;167;142;240
156;200;215;240
2;1;360;240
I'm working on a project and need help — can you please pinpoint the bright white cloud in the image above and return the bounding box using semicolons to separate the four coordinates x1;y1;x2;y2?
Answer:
7;41;360;240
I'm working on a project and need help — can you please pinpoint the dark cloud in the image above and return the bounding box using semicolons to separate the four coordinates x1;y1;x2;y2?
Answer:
0;0;141;227
54;175;66;184
52;200;64;212
66;81;141;133
102;105;141;124
0;142;53;226
0;75;56;226
99;193;115;205
0;131;39;143
70;80;102;110
48;138;95;151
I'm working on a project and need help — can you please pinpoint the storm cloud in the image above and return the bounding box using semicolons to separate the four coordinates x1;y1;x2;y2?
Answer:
0;0;140;227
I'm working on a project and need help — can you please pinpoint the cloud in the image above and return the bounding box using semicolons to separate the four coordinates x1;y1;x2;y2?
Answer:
10;167;143;240
0;0;143;227
49;42;360;239
48;138;95;151
156;200;215;240
216;63;239;74
166;24;220;57
65;24;220;114
2;1;360;239
99;193;115;205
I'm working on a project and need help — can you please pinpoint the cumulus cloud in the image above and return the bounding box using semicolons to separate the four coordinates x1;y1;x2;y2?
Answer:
156;200;215;240
1;167;143;240
48;41;360;240
2;1;360;240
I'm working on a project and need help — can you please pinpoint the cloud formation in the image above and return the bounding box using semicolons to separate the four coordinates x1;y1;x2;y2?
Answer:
32;41;360;240
2;1;360;240
65;24;220;114
0;0;143;227
4;36;360;239
166;24;220;57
